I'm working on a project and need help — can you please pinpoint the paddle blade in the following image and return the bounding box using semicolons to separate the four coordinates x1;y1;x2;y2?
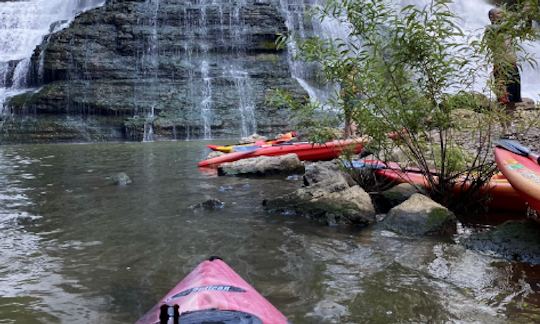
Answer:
496;139;531;156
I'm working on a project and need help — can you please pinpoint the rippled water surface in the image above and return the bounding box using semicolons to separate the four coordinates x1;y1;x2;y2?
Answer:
0;141;539;323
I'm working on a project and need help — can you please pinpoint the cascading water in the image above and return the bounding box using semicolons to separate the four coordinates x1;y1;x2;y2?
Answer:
141;0;160;142
230;69;256;137
0;0;105;116
182;0;214;139
181;0;257;140
279;0;352;105
201;60;213;140
229;0;257;137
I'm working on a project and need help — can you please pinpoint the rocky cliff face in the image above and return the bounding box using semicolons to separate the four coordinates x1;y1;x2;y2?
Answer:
2;0;306;142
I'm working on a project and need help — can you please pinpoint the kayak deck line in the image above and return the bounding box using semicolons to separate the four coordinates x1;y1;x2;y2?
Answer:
136;257;288;324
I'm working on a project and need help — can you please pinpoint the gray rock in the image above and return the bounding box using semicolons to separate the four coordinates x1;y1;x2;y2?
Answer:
516;97;537;110
303;161;356;187
382;183;422;207
382;194;456;236
218;153;304;176
462;220;540;264
207;151;225;160
264;181;376;226
190;198;225;210
111;172;132;186
238;133;268;144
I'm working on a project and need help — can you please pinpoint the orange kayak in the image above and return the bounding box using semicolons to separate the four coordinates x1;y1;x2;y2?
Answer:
199;139;365;167
495;147;540;213
355;160;527;212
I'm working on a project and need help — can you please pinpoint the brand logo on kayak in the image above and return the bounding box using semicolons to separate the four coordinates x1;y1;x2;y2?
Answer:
507;163;524;170
167;286;246;301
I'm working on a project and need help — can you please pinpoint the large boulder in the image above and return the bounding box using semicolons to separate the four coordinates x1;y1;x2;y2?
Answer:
263;179;376;226
381;183;422;207
303;161;356;187
382;194;456;236
217;153;304;176
462;220;540;264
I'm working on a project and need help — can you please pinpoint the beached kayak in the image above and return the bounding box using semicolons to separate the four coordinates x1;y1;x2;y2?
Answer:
199;139;366;167
208;132;297;153
495;147;540;212
352;160;527;212
136;257;288;324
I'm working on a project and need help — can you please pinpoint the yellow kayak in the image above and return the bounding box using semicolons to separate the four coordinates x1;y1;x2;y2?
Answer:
207;132;297;153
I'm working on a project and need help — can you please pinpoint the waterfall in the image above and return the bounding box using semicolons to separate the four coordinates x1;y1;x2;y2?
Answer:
182;1;215;139
230;69;256;137
0;0;105;115
180;0;257;140
140;0;160;142
201;60;213;140
229;0;257;137
279;0;351;104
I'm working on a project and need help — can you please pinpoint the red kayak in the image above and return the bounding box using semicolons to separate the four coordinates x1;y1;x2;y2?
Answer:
199;139;366;167
495;147;540;213
136;257;288;324
354;159;527;212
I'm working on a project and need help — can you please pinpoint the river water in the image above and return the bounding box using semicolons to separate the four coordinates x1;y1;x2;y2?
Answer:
0;141;540;323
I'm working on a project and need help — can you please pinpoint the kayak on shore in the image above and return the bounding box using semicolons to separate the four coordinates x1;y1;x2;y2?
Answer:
208;131;297;153
199;138;366;167
136;257;288;324
351;159;528;212
495;140;540;215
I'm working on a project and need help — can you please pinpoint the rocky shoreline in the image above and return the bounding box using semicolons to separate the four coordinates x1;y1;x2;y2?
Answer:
211;152;540;265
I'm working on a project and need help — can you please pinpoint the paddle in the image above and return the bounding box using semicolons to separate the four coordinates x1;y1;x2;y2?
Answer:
346;160;427;174
496;139;540;165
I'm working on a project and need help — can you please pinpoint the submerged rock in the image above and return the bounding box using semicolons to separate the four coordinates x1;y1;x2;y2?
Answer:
218;154;304;176
382;194;456;236
190;198;225;210
111;172;132;186
462;220;540;264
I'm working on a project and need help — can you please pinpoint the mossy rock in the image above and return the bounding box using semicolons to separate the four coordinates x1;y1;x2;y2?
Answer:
382;194;456;236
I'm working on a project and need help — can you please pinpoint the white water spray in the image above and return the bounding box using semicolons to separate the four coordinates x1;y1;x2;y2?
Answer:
0;0;105;113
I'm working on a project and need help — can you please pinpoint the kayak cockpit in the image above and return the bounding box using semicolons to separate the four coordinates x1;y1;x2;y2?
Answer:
157;307;262;324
